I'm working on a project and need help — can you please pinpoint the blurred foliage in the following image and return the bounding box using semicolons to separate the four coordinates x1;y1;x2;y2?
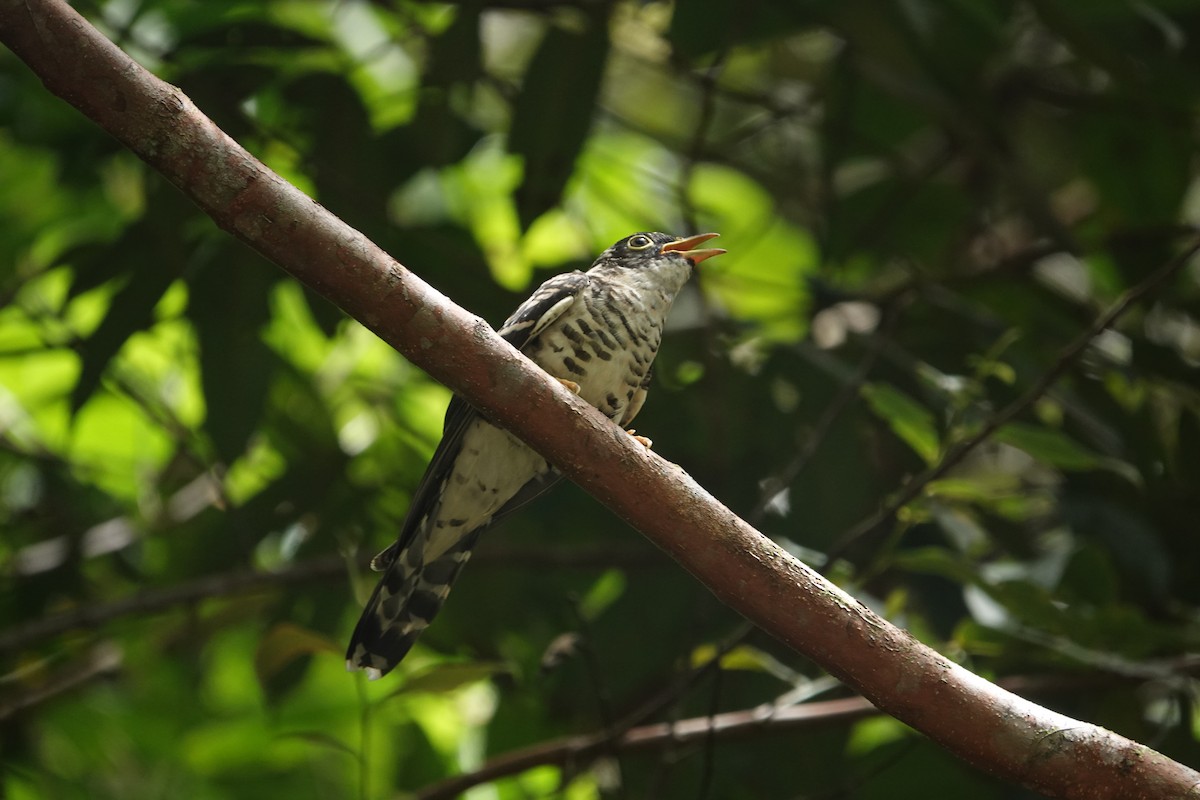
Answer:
3;0;1200;797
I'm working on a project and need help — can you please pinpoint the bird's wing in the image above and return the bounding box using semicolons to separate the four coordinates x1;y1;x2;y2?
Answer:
479;270;591;516
368;398;473;571
495;270;590;348
368;271;589;572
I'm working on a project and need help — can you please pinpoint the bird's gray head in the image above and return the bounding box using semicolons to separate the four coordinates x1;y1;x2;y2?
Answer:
589;232;725;295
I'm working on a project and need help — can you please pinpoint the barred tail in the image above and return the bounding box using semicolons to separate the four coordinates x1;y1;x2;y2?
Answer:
345;532;480;679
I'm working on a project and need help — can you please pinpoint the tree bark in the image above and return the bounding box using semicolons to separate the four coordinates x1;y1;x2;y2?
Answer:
1;2;1197;797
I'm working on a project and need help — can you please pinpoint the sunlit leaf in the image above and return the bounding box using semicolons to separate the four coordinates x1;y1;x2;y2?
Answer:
691;166;816;341
578;568;626;620
861;383;940;464
689;643;791;676
847;716;909;756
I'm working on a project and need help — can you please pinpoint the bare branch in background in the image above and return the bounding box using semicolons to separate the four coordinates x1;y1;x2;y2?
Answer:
0;545;663;653
416;657;1200;799
0;643;123;721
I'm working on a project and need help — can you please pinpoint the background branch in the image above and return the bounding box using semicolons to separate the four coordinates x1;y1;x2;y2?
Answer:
417;658;1200;799
0;643;123;721
0;545;662;653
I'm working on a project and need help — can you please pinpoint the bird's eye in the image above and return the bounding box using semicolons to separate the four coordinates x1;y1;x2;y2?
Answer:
627;234;653;250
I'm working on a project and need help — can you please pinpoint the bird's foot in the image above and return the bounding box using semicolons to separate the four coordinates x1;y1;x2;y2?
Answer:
626;429;653;450
557;378;581;395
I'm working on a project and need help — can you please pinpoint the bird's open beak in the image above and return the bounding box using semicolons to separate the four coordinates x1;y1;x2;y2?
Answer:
661;232;725;265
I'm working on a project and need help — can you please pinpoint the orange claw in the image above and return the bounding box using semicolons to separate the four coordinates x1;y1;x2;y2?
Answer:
626;429;653;450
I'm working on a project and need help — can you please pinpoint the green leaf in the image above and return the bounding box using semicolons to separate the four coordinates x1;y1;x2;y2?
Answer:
954;619;1010;657
846;716;909;756
68;192;192;411
860;383;940;464
985;580;1068;631
688;643;794;677
578;568;626;620
187;241;279;463
1059;544;1120;606
509;11;610;229
925;474;1021;503
993;423;1104;471
894;547;978;585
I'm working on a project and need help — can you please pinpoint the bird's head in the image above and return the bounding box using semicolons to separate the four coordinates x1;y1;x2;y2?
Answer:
590;232;724;295
601;231;725;267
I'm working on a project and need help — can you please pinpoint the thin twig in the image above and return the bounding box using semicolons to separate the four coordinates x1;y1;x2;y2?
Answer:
0;643;123;720
413;697;874;800
0;557;348;654
0;545;666;654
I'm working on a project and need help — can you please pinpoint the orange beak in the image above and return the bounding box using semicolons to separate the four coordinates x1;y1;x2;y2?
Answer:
660;232;725;265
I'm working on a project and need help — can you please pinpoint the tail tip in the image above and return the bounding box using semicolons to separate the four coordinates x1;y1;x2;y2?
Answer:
346;659;387;682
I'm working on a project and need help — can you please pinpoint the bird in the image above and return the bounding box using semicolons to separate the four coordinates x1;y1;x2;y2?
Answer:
346;231;725;679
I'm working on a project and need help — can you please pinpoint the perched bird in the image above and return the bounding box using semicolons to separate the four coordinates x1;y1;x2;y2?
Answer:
346;231;725;678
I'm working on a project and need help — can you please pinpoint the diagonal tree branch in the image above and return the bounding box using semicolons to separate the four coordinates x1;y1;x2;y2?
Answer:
2;3;1198;798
